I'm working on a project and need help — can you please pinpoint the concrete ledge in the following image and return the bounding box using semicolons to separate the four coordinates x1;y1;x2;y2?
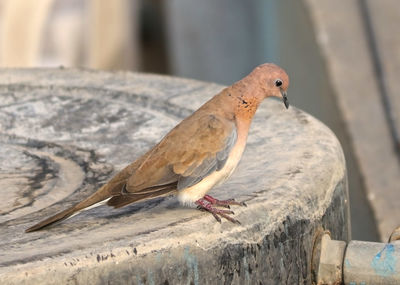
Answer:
0;69;349;284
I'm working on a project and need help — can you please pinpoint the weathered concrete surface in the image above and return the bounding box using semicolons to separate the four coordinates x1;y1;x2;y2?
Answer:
0;69;349;284
305;0;400;241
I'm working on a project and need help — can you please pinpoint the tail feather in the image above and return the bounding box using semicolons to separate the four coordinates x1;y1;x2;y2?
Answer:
25;186;111;232
26;182;178;232
25;206;78;232
107;186;177;208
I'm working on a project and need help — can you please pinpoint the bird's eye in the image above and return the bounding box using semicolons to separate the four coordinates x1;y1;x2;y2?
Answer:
275;79;283;87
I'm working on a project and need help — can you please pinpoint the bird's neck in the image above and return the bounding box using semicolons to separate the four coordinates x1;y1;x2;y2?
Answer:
202;79;264;130
228;80;263;123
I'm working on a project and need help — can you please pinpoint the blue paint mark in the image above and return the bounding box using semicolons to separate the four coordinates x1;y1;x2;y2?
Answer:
360;282;366;285
184;247;199;285
371;244;397;277
349;282;356;285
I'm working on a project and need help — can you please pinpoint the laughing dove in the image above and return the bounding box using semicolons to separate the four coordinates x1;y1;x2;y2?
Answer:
26;63;289;232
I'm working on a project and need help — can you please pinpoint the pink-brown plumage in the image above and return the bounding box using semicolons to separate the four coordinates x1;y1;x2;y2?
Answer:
26;63;289;232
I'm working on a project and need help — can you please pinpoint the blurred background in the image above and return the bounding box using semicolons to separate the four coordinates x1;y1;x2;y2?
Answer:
1;0;399;241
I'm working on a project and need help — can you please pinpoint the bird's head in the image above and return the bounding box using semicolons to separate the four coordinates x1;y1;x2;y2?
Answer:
251;63;290;109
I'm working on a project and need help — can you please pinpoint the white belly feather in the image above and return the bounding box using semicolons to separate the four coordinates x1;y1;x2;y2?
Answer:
177;140;246;205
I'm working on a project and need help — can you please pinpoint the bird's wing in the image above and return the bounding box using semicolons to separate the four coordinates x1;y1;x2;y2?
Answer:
124;113;237;194
176;123;237;190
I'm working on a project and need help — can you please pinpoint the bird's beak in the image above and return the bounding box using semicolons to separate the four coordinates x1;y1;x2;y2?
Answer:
281;90;289;109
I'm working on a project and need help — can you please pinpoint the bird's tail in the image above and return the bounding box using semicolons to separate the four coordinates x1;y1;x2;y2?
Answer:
25;187;110;232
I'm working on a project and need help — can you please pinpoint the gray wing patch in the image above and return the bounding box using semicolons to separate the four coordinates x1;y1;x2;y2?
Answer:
216;127;237;170
177;127;237;190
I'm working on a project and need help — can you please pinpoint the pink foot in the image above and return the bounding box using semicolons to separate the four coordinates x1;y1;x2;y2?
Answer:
195;196;246;224
203;195;247;208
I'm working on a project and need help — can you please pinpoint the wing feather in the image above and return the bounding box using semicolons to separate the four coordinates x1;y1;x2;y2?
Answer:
122;113;237;194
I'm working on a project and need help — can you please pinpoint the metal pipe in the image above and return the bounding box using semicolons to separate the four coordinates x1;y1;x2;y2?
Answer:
313;233;400;284
344;240;400;285
312;233;346;284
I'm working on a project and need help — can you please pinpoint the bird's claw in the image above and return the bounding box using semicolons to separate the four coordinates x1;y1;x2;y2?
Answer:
210;211;221;223
203;195;246;208
196;196;242;224
217;212;241;224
